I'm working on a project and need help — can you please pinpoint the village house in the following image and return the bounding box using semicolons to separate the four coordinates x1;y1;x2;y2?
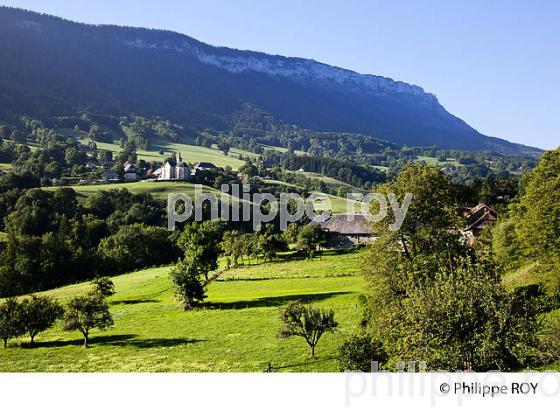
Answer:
313;214;378;248
123;161;139;181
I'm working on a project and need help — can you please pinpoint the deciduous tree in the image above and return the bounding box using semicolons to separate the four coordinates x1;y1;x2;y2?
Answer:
0;297;22;348
91;276;116;299
18;296;63;345
63;294;113;347
170;257;207;310
278;302;338;357
296;224;326;258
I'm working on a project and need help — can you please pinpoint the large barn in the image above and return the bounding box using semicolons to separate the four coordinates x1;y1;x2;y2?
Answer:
313;214;378;248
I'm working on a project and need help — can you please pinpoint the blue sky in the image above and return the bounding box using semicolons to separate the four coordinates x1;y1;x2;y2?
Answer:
2;0;559;149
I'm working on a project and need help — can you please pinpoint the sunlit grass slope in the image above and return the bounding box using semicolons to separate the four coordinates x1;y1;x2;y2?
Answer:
0;250;365;372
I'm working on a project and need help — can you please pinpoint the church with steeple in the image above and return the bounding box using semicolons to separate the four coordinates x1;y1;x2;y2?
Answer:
153;153;191;181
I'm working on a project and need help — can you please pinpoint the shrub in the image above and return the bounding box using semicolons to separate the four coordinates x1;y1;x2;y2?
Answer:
337;334;386;372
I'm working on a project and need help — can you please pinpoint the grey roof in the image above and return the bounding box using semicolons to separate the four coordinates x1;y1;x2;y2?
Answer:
313;214;373;235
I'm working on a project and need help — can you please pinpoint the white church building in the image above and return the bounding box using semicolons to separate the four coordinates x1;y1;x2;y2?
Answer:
152;154;191;181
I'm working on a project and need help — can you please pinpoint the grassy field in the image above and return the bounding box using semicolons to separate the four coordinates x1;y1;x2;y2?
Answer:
47;181;223;201
261;178;361;214
259;144;307;156
299;171;360;191
312;193;362;214
0;250;365;372
45;180;357;214
502;262;540;291
77;136;253;170
415;156;460;167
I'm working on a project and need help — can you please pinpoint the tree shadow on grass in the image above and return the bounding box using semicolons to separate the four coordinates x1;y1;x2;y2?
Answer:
110;337;207;348
111;299;158;306
204;291;352;310
218;277;275;282
29;334;206;349
28;334;138;348
109;288;170;306
272;355;336;371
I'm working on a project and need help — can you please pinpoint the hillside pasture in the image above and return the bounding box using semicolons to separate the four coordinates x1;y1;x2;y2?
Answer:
76;135;253;170
415;155;460;167
0;250;365;372
47;181;222;201
46;180;357;214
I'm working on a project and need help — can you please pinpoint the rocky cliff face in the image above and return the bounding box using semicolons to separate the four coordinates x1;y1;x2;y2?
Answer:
123;36;438;103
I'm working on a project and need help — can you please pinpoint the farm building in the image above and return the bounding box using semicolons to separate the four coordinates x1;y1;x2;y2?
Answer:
313;214;378;248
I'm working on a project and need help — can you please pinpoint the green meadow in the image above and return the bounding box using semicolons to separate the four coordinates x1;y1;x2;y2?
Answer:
0;250;365;372
76;135;254;170
312;193;362;214
299;171;359;191
261;178;360;214
45;180;356;214
415;155;460;166
48;181;222;201
1;242;558;372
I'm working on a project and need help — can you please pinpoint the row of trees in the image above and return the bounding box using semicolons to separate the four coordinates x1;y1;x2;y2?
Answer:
219;224;327;267
221;229;288;266
0;277;114;348
169;218;328;311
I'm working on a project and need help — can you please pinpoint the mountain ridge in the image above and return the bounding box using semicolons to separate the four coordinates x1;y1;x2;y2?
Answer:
0;6;542;157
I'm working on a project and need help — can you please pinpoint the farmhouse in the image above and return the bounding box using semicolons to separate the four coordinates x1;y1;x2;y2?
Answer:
314;214;378;248
462;203;498;243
